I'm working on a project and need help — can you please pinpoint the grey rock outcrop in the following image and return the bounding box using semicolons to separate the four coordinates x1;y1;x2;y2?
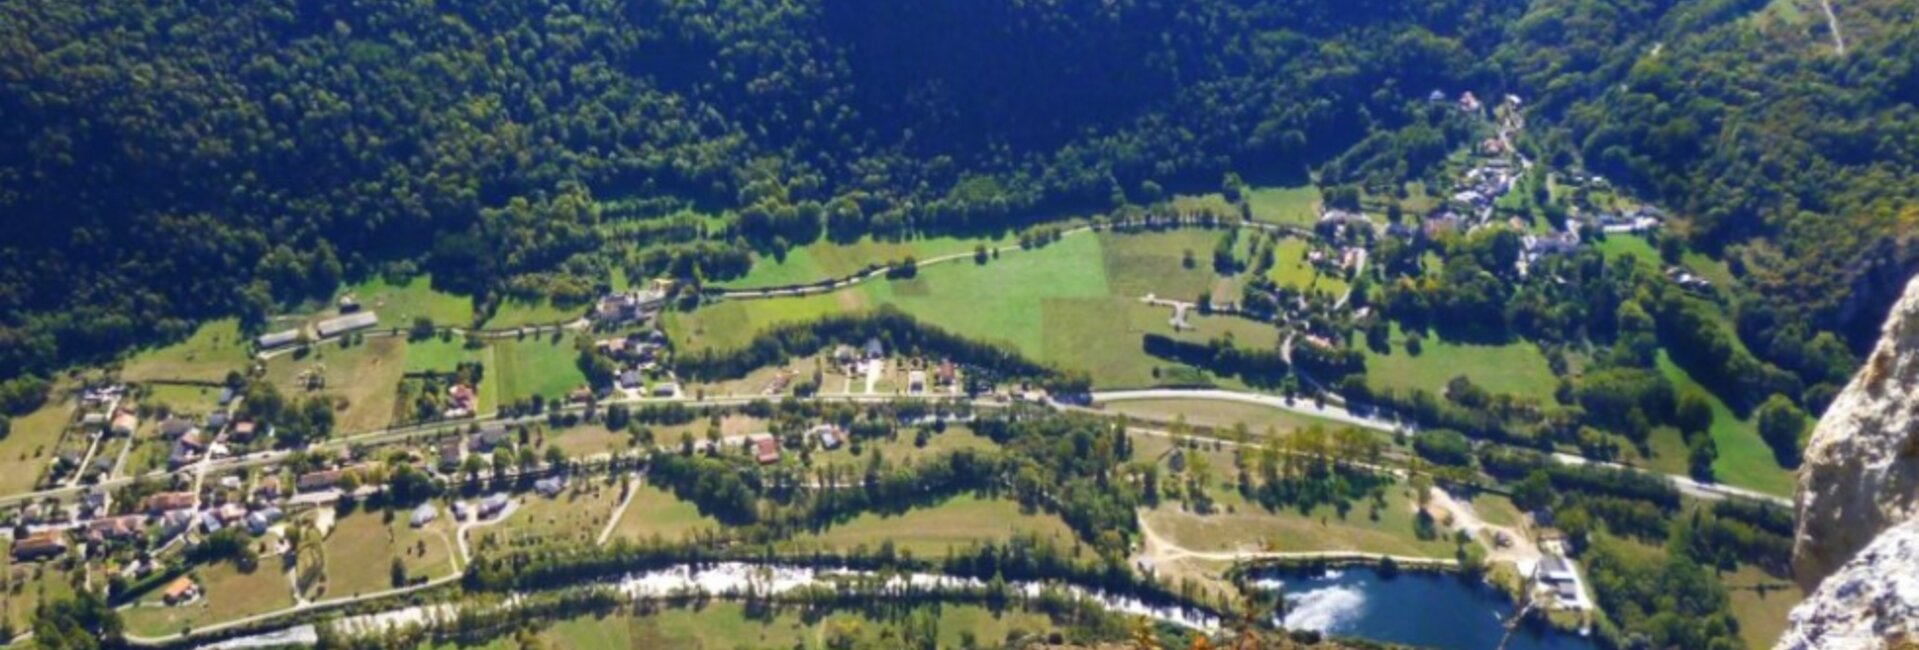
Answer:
1792;276;1919;590
1783;275;1919;649
1777;520;1919;649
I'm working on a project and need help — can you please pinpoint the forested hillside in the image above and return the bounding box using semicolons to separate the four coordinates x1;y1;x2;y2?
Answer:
1500;0;1919;351
1;0;1914;392
0;0;1515;379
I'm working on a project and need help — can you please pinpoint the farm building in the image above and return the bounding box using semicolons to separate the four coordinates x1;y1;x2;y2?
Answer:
410;503;438;527
534;476;566;497
316;311;379;338
256;329;301;349
481;493;511;517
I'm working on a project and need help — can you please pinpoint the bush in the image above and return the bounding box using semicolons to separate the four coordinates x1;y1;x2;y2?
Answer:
1755;394;1808;467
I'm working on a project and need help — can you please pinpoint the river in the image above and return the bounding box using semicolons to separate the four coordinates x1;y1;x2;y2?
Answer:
332;562;1218;636
215;563;1600;649
1261;568;1598;650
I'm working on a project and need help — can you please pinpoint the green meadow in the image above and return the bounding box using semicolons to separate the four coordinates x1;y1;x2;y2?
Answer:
670;230;1290;388
1359;323;1560;403
121;318;253;383
493;337;590;404
343;274;475;328
1243;184;1321;226
723;233;1013;289
1656;352;1794;497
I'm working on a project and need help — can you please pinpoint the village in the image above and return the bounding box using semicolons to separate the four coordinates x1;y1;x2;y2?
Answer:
0;87;1777;650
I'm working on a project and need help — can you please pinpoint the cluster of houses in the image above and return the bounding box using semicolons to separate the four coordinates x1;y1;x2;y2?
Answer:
593;280;673;325
1450;160;1518;222
50;386;134;483
1304;241;1367;276
1518;231;1583;276
597;329;670;393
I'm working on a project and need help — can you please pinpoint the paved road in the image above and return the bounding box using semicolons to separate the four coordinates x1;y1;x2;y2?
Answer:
1819;0;1847;54
1090;387;1791;506
0;392;996;511
1551;452;1790;506
1090;388;1401;433
88;383;1785;645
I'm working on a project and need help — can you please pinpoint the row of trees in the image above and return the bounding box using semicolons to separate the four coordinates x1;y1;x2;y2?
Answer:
675;307;1088;393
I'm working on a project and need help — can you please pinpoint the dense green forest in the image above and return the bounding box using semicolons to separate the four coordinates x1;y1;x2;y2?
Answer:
1501;0;1919;350
1;0;1914;390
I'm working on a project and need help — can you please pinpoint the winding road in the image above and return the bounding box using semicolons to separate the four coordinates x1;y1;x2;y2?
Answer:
1819;0;1847;55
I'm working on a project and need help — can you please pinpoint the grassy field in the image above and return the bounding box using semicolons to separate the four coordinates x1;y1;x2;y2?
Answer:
1360;324;1559;402
789;493;1076;558
1142;484;1456;559
1038;298;1196;388
545;424;633;458
121;319;252;383
0;399;71;495
665;291;858;353
1468;492;1526;528
401;337;500;413
317;508;459;598
677;233;1115;357
492;337;589;404
608;483;718;544
1100;230;1222;300
1;558;75;634
1244;185;1321;226
261;336;408;433
1724;564;1801;649
142;384;224;417
344;275;474;328
1101;398;1348;435
725;234;1010;289
486;297;584;329
426;602;1060;650
1595;234;1661;273
812;427;997;472
702;355;829;398
473;481;624;554
123;560;294;638
1632;424;1694;478
671;230;1290;389
1656;353;1794;497
866;233;1112;355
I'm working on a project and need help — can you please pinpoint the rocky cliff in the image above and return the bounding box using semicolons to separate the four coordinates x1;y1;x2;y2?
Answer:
1784;275;1919;648
1780;519;1919;649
